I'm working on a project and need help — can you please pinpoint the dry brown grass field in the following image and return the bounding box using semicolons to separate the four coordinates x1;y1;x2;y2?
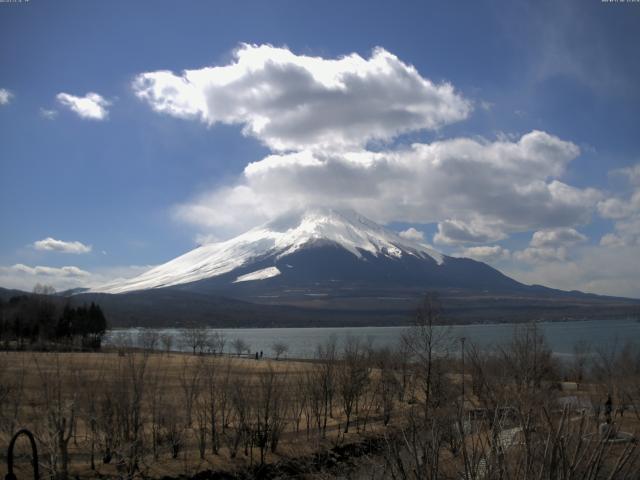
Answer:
1;320;639;479
0;349;399;479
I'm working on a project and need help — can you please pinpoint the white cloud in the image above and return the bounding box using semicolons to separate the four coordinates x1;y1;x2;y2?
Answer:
506;244;640;299
398;227;425;242
194;232;221;245
133;44;471;151
173;131;600;240
597;162;640;247
598;197;635;220
504;164;640;297
479;100;494;111
10;264;90;277
600;216;640;248
0;264;90;291
0;264;154;292
56;92;110;120
434;219;506;245
40;108;58;119
620;164;640;186
0;88;13;105
529;227;587;248
33;237;92;254
599;233;625;248
514;246;568;264
513;227;587;265
455;245;511;263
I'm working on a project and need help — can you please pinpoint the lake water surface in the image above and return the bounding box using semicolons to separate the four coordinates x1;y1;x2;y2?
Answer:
107;318;640;359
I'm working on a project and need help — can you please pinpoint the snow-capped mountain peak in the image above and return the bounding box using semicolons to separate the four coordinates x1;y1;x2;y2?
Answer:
268;208;442;261
93;208;444;294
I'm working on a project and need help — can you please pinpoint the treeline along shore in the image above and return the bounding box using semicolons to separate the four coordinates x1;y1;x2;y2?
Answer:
0;285;107;351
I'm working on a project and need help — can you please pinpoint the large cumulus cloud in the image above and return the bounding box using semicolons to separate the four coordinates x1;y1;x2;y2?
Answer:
173;131;601;241
133;44;471;151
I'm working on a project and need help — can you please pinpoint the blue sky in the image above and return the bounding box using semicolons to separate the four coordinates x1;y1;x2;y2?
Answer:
1;0;639;297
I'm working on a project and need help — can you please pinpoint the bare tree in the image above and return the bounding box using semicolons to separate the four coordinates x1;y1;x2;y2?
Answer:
253;365;289;464
147;364;167;461
403;293;453;420
35;354;78;480
499;322;555;392
180;328;210;355
227;377;250;459
99;351;149;476
179;356;203;427
569;339;592;383
33;283;57;295
393;339;413;402
195;392;208;459
207;331;226;355
374;347;399;425
272;341;289;360
110;330;132;356
304;366;325;437
337;336;370;433
231;338;250;357
0;354;26;435
161;408;184;459
139;329;159;352
201;355;222;454
312;335;338;437
160;333;173;355
616;341;640;420
79;357;106;470
291;368;308;434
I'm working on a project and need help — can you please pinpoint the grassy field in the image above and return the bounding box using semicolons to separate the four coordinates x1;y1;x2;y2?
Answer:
0;350;392;479
1;330;639;479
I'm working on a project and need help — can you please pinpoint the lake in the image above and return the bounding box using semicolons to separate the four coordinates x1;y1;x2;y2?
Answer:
106;318;640;359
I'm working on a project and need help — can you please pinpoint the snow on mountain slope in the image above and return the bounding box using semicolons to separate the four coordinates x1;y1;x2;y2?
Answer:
233;266;281;283
93;208;445;294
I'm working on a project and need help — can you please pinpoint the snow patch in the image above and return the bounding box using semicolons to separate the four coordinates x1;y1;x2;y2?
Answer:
233;266;281;283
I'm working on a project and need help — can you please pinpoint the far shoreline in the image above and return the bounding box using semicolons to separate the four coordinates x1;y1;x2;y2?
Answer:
106;314;640;331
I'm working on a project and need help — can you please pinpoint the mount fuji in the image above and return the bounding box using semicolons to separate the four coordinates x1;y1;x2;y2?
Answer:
77;208;638;327
92;208;519;295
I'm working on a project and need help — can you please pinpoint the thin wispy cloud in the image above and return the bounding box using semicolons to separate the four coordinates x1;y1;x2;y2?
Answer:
0;263;154;292
455;245;511;263
7;263;90;277
0;88;13;105
40;108;58;119
597;162;640;248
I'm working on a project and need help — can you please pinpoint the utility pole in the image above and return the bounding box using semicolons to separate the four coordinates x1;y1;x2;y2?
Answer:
461;337;466;402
